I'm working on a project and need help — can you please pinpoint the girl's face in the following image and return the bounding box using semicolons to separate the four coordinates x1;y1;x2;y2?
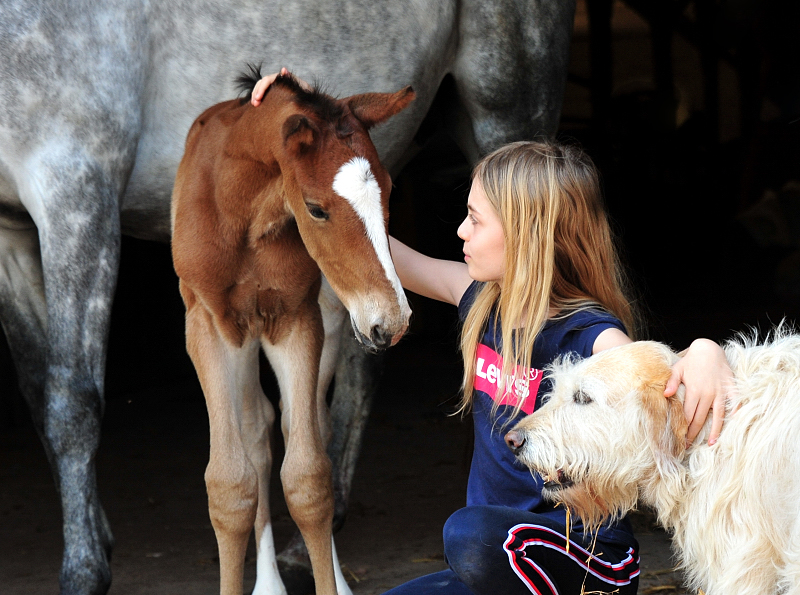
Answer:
457;180;506;283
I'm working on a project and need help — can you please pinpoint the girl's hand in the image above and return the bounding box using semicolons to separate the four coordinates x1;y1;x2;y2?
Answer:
250;67;312;106
251;67;288;106
664;338;735;446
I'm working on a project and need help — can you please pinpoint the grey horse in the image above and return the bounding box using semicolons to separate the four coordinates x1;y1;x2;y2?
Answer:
0;0;576;593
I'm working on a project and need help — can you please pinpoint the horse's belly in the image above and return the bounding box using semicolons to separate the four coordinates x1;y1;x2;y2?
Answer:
120;200;172;242
121;149;181;242
0;169;30;230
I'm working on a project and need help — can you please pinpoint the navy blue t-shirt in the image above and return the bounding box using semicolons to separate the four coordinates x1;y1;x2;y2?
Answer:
458;281;636;546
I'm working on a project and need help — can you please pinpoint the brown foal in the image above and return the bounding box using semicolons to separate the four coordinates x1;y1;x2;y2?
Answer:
171;73;414;595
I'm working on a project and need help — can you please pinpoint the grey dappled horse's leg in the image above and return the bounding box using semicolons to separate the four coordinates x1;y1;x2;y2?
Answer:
452;0;577;156
328;333;384;530
315;279;347;451
26;151;123;595
0;226;47;432
0;228;112;569
315;279;375;535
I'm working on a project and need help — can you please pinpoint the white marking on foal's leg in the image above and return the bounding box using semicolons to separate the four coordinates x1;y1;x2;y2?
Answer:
332;157;410;316
253;521;289;595
331;535;354;595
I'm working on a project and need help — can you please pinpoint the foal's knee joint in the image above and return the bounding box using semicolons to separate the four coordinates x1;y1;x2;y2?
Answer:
205;460;259;534
281;456;334;528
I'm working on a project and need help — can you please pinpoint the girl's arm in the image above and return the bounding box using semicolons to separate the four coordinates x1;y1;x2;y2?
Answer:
592;328;631;353
665;338;734;447
390;236;473;306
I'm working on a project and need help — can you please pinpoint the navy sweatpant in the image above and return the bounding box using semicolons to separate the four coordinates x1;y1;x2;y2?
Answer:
384;506;639;595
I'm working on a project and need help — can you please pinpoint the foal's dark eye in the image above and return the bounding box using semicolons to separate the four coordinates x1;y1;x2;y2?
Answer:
306;204;329;221
573;390;592;405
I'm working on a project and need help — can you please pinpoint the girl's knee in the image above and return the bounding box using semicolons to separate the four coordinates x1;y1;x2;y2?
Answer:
444;507;487;553
444;506;509;545
443;507;509;589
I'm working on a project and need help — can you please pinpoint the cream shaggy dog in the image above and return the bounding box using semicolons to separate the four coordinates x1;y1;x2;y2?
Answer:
506;330;800;595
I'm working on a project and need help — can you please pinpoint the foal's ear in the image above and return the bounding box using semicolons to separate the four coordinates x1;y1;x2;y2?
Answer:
349;86;415;129
282;114;317;154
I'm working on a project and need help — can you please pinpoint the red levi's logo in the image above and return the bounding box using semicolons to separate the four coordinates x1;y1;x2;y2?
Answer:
474;343;542;414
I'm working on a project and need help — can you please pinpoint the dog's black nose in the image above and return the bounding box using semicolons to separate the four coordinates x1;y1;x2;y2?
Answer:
505;430;525;454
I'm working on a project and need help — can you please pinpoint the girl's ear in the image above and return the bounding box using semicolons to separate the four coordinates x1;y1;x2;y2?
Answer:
348;86;415;130
282;114;317;155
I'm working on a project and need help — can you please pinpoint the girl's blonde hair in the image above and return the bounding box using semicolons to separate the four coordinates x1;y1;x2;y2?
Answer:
459;140;638;414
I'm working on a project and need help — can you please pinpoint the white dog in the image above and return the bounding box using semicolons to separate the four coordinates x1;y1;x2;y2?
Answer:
506;330;800;595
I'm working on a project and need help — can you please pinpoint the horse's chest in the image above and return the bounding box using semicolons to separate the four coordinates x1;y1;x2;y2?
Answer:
219;237;321;343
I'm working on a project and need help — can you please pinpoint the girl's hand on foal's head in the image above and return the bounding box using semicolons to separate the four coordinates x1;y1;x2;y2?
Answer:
250;68;288;106
665;338;735;447
250;67;312;106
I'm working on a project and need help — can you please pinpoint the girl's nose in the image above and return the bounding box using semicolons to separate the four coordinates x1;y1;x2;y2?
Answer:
457;217;469;240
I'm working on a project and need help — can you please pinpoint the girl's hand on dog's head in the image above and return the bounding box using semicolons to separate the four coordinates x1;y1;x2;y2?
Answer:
665;338;735;446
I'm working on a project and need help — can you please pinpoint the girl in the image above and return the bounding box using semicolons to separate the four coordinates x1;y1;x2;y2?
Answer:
251;75;732;595
386;140;731;595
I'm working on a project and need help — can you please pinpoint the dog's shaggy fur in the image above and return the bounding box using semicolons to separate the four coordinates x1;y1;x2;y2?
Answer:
507;329;800;595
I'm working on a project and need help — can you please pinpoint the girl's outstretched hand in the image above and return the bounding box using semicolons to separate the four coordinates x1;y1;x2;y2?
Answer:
251;67;312;106
665;338;735;447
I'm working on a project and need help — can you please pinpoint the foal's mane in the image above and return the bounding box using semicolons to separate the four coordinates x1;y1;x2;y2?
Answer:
236;63;344;122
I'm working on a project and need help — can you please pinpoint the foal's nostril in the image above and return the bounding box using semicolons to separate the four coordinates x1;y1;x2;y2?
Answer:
370;325;392;349
505;430;525;454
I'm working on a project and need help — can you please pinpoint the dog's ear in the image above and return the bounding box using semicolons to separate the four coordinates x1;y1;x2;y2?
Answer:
646;386;687;460
640;362;688;474
639;376;688;516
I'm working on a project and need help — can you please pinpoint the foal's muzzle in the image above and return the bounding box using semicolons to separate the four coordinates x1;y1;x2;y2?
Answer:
351;318;407;353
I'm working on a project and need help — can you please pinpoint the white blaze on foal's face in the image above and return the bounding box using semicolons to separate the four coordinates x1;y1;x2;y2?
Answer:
331;156;411;323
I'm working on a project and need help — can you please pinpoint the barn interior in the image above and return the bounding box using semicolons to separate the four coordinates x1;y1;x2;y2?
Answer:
2;1;799;594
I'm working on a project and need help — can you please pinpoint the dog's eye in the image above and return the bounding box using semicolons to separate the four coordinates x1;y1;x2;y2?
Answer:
573;390;592;404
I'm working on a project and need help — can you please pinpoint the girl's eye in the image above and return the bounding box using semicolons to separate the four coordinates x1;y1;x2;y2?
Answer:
469;215;477;224
306;204;329;221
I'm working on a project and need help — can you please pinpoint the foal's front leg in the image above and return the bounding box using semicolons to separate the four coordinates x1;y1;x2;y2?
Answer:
263;301;338;595
277;277;354;595
183;291;272;595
